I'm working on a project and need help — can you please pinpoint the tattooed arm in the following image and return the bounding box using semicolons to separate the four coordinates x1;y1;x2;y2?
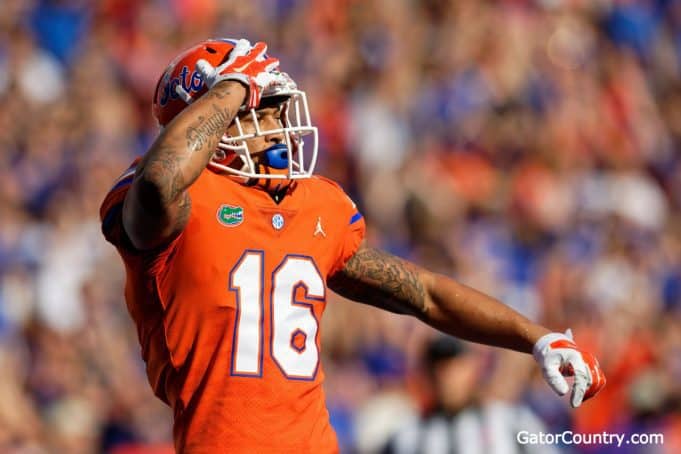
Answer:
327;247;550;353
123;81;245;250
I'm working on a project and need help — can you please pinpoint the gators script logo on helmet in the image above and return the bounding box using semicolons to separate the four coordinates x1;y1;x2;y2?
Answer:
152;38;318;181
152;38;239;127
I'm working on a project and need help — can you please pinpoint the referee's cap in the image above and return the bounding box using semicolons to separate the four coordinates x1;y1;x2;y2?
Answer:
424;335;469;366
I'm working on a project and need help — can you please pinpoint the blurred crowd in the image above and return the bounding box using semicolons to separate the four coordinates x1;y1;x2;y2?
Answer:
1;0;680;452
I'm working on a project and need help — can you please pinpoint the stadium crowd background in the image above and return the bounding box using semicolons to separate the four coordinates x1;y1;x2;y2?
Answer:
1;0;680;452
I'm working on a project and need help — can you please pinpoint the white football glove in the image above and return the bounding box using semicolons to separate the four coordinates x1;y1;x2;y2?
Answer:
193;39;279;109
533;329;606;408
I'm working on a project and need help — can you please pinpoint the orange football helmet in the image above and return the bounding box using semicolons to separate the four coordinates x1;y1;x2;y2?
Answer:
152;38;318;180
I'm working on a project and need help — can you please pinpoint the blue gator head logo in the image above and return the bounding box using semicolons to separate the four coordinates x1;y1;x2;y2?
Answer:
159;65;205;106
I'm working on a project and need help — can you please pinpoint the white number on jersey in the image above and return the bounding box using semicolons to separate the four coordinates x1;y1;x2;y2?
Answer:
230;252;323;380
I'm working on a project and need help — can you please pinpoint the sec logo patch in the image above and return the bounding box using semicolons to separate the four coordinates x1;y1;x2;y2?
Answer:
272;213;284;230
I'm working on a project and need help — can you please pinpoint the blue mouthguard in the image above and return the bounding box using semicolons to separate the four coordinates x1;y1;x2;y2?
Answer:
264;143;289;169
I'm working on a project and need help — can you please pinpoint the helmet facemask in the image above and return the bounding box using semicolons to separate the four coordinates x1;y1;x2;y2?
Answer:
209;73;318;181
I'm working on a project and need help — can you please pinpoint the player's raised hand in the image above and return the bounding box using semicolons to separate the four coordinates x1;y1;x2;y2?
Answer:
533;329;606;408
195;39;280;109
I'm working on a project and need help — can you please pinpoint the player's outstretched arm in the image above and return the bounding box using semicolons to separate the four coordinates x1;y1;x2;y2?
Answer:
328;247;547;351
328;247;606;407
124;81;246;250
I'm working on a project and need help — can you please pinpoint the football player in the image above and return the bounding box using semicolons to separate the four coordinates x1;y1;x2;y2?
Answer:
100;39;605;453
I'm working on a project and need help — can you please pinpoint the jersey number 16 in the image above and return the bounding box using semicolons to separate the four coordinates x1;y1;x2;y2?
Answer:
229;250;323;380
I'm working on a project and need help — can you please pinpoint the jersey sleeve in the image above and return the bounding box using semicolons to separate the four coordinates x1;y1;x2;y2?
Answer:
100;159;139;248
331;201;365;276
100;158;186;276
317;177;366;277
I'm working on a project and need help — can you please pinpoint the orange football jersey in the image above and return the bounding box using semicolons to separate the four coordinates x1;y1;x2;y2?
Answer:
100;163;365;453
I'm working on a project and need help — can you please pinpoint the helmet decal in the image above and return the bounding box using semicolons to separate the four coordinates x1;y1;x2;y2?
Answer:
159;66;205;107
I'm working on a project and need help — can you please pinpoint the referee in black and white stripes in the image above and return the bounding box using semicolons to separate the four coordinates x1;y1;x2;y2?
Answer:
383;336;558;454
